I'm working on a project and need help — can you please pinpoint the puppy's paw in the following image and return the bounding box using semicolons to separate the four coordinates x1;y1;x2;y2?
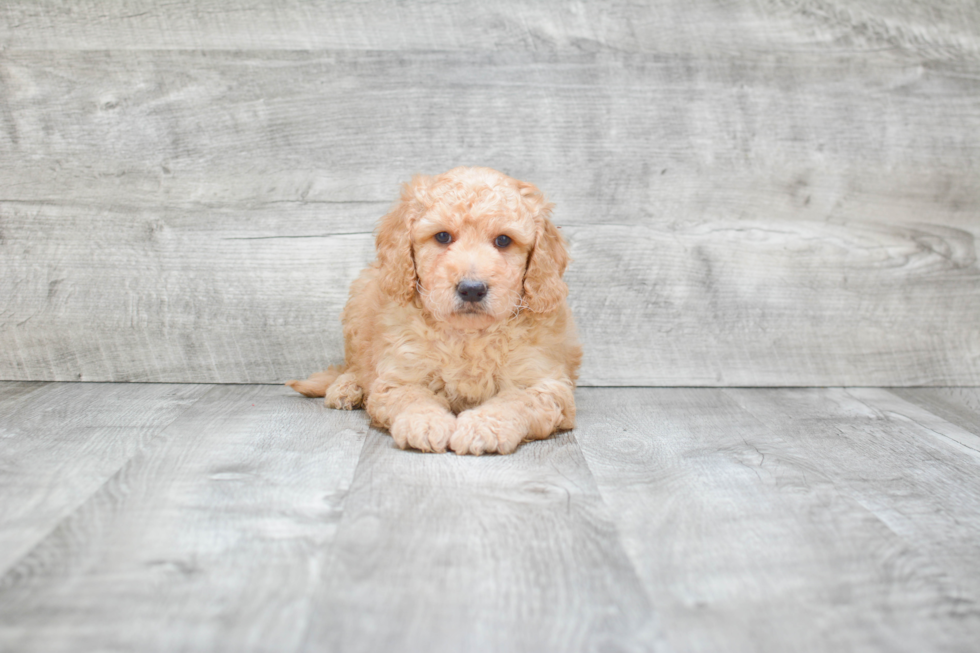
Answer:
324;373;363;410
390;410;456;453
450;407;528;456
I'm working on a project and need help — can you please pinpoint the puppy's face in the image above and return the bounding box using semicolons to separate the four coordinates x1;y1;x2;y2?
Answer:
412;190;535;329
374;167;569;328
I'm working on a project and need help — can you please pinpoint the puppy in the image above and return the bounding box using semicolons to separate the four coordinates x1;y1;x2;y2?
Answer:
287;166;581;455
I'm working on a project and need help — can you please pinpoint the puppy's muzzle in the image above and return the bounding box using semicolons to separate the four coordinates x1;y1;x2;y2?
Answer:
456;279;488;303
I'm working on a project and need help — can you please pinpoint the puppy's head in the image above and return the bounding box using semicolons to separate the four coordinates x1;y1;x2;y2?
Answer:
374;167;569;329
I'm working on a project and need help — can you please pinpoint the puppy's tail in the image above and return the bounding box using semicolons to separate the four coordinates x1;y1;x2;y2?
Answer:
286;365;345;398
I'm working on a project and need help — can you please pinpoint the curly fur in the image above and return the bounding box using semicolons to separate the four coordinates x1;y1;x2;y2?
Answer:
287;167;581;455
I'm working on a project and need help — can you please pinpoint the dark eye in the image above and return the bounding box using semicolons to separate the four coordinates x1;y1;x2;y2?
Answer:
434;231;452;244
494;234;512;248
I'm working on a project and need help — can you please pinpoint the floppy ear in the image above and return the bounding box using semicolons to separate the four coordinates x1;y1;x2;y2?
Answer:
375;175;430;305
519;182;569;314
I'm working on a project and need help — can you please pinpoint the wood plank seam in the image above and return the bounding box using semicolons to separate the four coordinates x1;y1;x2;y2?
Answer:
0;383;217;578
851;388;980;457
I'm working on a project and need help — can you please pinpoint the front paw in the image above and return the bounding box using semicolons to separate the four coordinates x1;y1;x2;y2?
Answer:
390;410;456;453
450;407;527;456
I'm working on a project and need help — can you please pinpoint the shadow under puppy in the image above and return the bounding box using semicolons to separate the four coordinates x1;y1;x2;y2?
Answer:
288;167;581;455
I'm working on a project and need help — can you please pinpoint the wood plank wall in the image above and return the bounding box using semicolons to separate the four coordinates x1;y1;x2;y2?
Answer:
1;1;978;385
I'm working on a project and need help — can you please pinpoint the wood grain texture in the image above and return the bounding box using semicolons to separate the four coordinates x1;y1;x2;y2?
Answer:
301;429;664;653
0;0;757;52
1;2;979;385
0;381;48;411
0;381;210;575
726;388;980;614
0;201;377;383
3;49;978;209
574;387;980;653
847;387;980;454
0;385;367;653
1;0;978;57
2;384;980;651
3;201;976;385
891;387;980;439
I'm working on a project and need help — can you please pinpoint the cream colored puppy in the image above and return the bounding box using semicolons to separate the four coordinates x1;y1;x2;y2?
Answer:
288;166;580;455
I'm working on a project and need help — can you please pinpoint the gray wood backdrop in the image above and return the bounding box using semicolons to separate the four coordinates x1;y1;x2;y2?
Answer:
1;1;978;386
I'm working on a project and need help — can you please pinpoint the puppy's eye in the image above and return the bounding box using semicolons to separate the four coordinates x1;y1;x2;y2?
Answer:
434;232;452;244
494;234;512;248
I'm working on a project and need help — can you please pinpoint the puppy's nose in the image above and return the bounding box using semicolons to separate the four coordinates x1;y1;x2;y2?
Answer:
456;279;488;303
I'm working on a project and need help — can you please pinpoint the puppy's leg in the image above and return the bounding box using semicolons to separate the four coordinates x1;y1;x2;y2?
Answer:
450;378;575;455
324;372;364;410
367;381;456;453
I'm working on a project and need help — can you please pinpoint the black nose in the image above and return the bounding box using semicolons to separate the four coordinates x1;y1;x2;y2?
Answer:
456;279;488;303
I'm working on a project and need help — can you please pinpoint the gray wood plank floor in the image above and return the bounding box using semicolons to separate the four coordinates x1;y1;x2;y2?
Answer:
1;383;979;652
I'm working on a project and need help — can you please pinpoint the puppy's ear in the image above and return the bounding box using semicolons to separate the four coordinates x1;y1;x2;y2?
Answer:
520;182;569;314
375;175;430;305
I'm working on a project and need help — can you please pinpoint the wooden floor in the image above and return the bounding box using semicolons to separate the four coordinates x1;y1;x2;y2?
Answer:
1;383;979;652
